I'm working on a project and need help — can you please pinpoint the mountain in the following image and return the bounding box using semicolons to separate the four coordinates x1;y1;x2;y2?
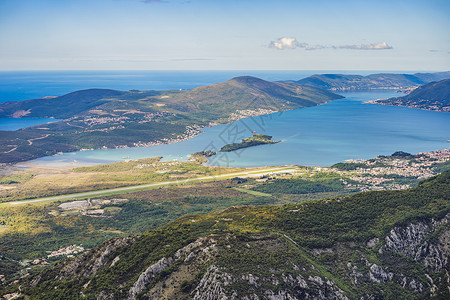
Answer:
371;79;450;112
0;77;342;164
294;71;450;91
14;171;450;299
0;76;341;120
165;76;342;121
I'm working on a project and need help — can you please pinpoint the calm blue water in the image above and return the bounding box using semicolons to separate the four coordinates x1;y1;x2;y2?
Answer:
0;118;61;131
2;71;448;167
22;90;450;168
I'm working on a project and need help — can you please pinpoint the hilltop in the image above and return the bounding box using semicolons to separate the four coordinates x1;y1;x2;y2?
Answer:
294;71;450;91
7;171;449;299
370;79;450;112
161;76;343;121
0;77;342;164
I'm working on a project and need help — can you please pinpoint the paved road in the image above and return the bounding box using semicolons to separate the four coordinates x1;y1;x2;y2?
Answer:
7;167;296;206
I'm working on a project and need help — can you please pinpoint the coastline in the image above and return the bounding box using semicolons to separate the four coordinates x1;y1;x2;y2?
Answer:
364;99;450;113
4;89;449;171
6;108;290;172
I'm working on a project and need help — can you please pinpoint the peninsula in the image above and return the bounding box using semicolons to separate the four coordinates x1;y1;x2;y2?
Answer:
294;71;450;91
368;79;450;112
0;76;342;164
219;134;281;152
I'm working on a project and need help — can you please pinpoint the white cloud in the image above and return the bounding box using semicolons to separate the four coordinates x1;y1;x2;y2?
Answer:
305;44;328;51
269;38;393;51
339;42;393;50
269;37;305;50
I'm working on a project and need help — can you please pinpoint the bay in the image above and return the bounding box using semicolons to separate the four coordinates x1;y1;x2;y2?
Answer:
0;118;61;131
22;90;450;168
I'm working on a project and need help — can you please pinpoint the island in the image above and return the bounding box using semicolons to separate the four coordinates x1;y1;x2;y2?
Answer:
190;150;217;157
219;134;281;152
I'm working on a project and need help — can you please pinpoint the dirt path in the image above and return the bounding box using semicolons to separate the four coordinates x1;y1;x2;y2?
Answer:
27;134;50;145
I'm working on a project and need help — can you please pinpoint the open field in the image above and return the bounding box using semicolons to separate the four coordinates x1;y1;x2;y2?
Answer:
3;166;296;206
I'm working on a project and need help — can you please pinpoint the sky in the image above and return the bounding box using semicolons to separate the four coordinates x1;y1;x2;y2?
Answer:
0;0;449;71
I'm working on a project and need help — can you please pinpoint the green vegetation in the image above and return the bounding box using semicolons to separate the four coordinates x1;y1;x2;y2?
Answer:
220;134;280;152
432;159;450;173
232;187;272;197
8;171;450;299
251;171;355;195
190;150;216;157
374;79;450;112
0;77;343;164
253;177;346;194
0;157;245;203
296;71;450;91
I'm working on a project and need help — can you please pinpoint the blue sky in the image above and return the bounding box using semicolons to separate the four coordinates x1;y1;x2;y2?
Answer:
0;0;449;70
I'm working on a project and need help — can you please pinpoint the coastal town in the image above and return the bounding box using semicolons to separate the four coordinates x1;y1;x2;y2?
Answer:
330;148;450;192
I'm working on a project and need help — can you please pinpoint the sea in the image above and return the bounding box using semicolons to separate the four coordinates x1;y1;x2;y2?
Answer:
1;70;449;168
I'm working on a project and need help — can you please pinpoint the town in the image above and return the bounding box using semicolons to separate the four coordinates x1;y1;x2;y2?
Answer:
331;148;450;192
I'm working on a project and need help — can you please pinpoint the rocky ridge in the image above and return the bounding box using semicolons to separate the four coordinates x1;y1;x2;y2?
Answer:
6;172;450;299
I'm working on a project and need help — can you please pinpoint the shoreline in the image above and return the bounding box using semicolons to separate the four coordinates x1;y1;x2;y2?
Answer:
364;99;450;113
3;90;448;172
6;108;288;172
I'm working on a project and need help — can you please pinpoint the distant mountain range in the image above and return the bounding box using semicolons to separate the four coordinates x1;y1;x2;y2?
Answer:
0;76;342;163
16;171;450;299
371;79;450;112
294;71;450;91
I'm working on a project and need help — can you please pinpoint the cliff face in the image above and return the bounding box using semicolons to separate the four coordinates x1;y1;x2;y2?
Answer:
11;172;450;299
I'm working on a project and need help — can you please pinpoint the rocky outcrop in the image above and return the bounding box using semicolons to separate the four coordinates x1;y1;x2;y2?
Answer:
380;214;449;271
368;264;393;283
30;236;137;287
192;265;349;300
23;215;450;300
14;172;450;299
127;257;173;300
128;237;217;299
58;236;138;280
193;265;233;300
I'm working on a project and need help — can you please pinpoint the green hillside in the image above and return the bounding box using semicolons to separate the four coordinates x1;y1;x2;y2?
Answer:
295;71;450;91
373;79;450;112
0;77;342;164
0;89;126;119
10;171;449;299
165;76;343;122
